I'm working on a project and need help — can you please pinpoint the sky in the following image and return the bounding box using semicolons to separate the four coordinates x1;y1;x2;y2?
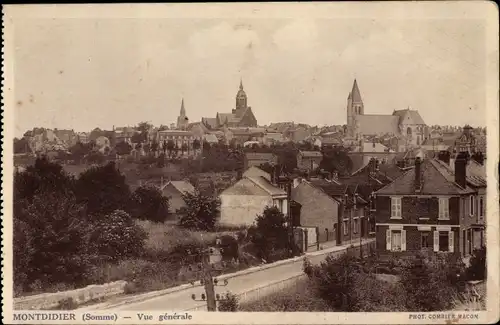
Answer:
9;4;492;138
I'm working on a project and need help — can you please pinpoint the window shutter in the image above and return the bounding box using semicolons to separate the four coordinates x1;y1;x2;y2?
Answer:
448;231;454;253
386;229;392;251
438;199;443;219
433;231;439;252
401;230;407;251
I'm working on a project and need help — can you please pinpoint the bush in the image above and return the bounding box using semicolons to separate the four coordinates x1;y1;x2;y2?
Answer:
219;235;239;262
56;297;78;310
466;246;486;281
178;190;220;231
88;210;147;262
400;253;465;311
218;292;239;311
248;206;290;262
129;185;170;222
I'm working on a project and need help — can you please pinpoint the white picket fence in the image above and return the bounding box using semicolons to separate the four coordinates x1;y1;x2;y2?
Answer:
14;281;127;310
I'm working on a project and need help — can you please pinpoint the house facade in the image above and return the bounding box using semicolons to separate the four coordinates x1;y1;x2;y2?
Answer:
219;169;288;226
291;179;340;243
296;151;323;172
243;152;278;170
160;180;196;214
374;154;479;257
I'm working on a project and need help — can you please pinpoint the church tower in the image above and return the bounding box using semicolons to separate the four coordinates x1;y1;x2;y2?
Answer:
346;79;364;137
176;98;189;130
234;78;248;116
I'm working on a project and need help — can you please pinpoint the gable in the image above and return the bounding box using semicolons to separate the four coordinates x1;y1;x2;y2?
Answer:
375;160;472;195
243;166;272;182
220;178;270;196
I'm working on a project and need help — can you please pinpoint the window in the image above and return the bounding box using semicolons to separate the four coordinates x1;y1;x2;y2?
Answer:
469;196;474;216
421;232;431;249
391;197;402;219
433;231;454;253
353;219;359;234
438;232;449;252
438;198;450;220
343;221;348;235
386;229;406;252
480;196;484;217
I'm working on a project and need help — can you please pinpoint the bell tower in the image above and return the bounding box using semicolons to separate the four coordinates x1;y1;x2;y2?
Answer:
235;78;248;116
346;79;364;137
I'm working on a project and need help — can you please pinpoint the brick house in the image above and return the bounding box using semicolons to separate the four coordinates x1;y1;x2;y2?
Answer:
305;178;368;245
296;150;323;172
374;153;478;257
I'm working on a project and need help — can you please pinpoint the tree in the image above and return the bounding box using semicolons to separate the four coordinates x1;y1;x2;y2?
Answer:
14;137;30;154
466;246;486;280
181;143;188;156
192;139;201;151
15;191;90;289
218;292;239;312
129;185;170;222
178;190;220;231
14;157;75;204
75;161;131;220
158;124;169;131
248;206;289;262
150;140;159;155
68;142;92;163
88;210;147;262
115;141;132;156
166;140;175;157
304;253;362;311
131;132;144;144
400;254;465;311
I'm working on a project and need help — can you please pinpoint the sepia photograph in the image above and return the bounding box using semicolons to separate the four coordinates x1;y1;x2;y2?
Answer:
2;2;499;324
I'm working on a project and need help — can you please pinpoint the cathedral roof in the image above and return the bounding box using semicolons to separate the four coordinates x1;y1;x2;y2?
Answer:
392;109;426;125
351;79;363;103
355;114;400;136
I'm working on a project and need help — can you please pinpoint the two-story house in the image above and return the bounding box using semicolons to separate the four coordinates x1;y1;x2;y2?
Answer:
307;177;369;246
374;153;477;257
296;150;323;172
219;166;288;226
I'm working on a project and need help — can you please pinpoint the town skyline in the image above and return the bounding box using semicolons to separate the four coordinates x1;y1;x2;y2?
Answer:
12;7;487;138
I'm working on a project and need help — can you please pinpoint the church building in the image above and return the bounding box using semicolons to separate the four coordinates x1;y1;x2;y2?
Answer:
176;98;189;130
202;79;258;129
346;79;427;147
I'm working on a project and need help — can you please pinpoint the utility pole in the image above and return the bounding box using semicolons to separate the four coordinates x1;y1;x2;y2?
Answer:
190;247;230;311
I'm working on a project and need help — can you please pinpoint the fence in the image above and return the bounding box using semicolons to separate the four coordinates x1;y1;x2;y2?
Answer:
14;281;127;310
185;239;375;311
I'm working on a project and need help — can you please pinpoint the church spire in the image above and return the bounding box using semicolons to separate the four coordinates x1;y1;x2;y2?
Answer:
239;78;244;90
351;79;363;103
180;98;186;116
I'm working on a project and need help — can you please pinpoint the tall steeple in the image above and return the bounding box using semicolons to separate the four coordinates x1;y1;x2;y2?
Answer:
235;78;248;112
177;98;188;130
351;79;363;104
180;98;186;116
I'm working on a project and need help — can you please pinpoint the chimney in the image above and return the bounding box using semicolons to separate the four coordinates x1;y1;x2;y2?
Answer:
414;157;422;192
454;152;467;188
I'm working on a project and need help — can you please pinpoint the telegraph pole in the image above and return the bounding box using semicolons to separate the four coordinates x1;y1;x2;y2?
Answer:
190;246;230;311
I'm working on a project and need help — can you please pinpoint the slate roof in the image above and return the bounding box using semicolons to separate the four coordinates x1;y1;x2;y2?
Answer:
355;115;400;135
375;159;475;195
350;79;363;103
245;152;278;161
309;180;348;197
161;181;196;195
202;117;218;129
220;176;286;197
436;159;487;188
392;109;426;125
299;150;323;158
